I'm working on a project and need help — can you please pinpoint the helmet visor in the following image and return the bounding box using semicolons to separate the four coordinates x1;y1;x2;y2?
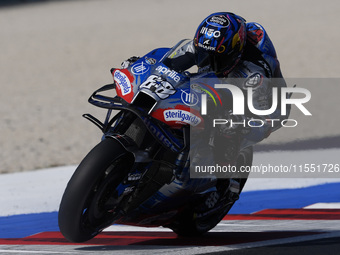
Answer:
195;47;211;68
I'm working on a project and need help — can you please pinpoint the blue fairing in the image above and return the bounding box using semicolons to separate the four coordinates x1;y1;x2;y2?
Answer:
126;47;189;97
127;47;170;86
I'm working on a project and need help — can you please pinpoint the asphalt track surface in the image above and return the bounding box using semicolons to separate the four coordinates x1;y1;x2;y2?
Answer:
1;157;340;254
1;217;340;254
211;237;340;255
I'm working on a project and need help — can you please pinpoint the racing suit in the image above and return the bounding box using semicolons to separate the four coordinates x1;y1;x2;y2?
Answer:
166;22;289;151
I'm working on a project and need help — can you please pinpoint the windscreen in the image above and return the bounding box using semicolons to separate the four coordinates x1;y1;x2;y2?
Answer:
161;39;197;73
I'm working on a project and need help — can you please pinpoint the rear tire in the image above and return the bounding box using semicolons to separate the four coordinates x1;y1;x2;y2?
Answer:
58;138;134;243
168;146;253;236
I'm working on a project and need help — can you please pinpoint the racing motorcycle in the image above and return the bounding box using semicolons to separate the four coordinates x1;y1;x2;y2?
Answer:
58;39;253;243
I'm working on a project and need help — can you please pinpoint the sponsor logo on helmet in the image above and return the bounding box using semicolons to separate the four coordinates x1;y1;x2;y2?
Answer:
197;42;216;51
217;45;226;53
203;39;211;45
164;109;201;126
114;70;132;96
200;27;221;38
155;66;181;82
207;15;230;28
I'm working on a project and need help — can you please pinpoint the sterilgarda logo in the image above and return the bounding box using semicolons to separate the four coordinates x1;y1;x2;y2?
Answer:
114;70;132;96
164;109;201;126
200;84;312;128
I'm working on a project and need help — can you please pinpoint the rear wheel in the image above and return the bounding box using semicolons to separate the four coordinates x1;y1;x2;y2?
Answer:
168;146;253;236
58;138;134;242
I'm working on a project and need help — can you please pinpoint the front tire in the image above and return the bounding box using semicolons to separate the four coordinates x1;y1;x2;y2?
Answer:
58;138;134;243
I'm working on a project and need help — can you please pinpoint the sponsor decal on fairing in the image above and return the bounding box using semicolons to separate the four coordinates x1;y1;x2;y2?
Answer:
163;109;202;126
139;75;176;99
114;70;132;96
155;66;181;83
181;89;199;106
131;62;150;75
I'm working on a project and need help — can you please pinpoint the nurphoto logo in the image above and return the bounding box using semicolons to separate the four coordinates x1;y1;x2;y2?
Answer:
200;84;312;128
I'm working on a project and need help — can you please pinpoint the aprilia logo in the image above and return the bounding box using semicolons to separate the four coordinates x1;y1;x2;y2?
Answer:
155;66;181;82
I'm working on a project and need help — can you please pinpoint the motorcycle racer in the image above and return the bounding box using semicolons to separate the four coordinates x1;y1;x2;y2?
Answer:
122;12;290;163
61;13;288;241
173;12;289;149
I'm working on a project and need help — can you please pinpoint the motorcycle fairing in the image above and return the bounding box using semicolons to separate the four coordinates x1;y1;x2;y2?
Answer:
111;48;206;129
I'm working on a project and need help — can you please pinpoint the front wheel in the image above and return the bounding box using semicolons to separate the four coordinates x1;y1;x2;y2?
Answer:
58;138;134;243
